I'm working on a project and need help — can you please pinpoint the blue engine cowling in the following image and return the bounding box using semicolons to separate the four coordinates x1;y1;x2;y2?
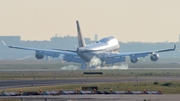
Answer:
35;54;44;59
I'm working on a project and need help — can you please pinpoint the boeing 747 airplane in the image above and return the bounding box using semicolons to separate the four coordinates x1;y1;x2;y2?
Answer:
2;21;176;69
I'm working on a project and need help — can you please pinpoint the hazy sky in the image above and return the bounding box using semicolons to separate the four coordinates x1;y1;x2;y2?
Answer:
0;0;180;42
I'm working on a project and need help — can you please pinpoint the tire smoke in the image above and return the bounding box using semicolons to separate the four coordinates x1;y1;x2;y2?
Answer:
89;56;102;67
60;65;80;70
95;64;129;70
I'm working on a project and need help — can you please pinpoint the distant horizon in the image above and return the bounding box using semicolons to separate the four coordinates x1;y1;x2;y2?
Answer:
0;35;178;43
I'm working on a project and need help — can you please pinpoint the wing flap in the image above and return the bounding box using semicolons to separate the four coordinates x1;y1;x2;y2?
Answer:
2;41;79;58
105;44;176;64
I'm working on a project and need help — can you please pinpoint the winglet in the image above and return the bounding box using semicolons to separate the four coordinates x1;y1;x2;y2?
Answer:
2;41;6;46
157;44;176;53
174;44;176;50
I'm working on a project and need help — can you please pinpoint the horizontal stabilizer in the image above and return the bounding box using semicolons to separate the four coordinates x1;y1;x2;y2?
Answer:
52;48;77;52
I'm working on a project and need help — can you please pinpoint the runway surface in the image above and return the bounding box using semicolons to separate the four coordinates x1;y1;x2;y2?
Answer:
0;77;179;89
1;94;180;101
1;68;180;71
0;71;180;101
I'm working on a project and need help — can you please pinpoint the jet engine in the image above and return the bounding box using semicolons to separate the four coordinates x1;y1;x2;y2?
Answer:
35;54;44;59
130;57;139;63
150;53;159;61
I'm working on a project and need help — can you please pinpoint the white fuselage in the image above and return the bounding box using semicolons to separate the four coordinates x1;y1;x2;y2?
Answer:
77;36;120;62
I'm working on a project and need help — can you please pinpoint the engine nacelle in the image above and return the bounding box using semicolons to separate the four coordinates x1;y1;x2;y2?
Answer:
130;57;139;63
150;53;159;61
35;54;44;59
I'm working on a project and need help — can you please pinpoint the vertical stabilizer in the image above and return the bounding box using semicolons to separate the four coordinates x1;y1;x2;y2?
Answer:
76;20;86;47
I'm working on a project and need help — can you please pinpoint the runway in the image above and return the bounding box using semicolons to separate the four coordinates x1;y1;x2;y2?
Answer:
0;77;179;89
0;72;180;101
1;68;180;72
1;94;180;101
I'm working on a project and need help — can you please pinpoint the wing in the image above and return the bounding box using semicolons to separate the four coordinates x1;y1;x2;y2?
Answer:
104;44;176;64
2;41;84;63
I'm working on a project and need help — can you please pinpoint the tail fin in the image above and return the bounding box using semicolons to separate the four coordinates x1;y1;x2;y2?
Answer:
76;20;86;47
